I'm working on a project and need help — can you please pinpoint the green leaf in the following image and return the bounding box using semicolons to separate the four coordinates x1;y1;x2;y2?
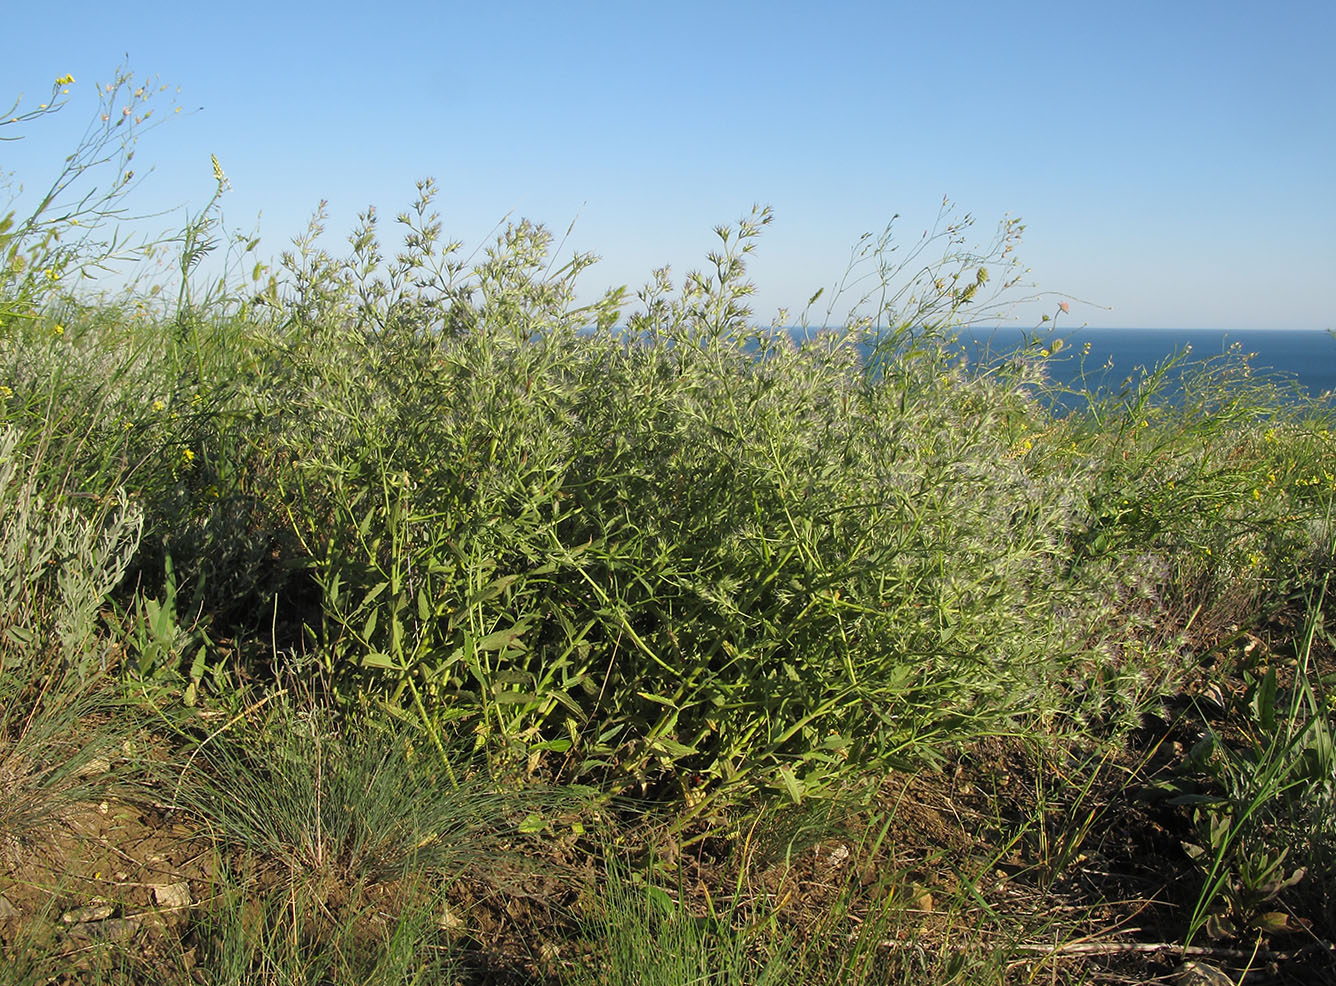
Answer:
360;580;390;609
1256;911;1292;933
5;625;35;647
649;736;698;758
528;738;572;753
646;886;676;916
777;765;804;804
1168;793;1229;807
516;813;546;834
477;623;529;651
493;690;541;706
463;573;518;611
637;691;678;708
1253;666;1277;733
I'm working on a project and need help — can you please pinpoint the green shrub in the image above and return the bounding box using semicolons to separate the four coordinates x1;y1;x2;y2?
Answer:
265;195;1094;814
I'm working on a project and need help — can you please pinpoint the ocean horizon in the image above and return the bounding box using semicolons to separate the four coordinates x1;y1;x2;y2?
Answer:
909;326;1336;402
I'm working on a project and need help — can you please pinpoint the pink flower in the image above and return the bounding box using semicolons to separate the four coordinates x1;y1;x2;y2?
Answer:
1058;301;1070;314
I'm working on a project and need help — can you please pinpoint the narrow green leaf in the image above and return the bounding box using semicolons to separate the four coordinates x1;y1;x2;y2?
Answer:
777;765;804;804
650;736;698;758
477;624;529;651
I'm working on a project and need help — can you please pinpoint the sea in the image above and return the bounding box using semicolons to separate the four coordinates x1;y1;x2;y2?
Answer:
911;327;1336;407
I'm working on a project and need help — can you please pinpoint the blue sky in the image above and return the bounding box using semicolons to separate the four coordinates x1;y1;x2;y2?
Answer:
3;0;1333;329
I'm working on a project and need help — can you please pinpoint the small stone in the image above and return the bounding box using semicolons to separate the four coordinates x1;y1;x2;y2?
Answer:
824;844;850;869
436;906;464;932
153;882;192;909
67;917;139;942
1174;961;1234;986
76;756;112;778
0;894;19;921
61;902;115;924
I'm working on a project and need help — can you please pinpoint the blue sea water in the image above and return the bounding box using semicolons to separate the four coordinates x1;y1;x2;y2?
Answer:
944;327;1336;404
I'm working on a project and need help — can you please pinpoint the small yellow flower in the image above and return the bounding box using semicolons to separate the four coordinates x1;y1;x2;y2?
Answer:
1252;488;1261;500
152;399;165;412
0;385;12;400
180;448;196;465
52;323;64;335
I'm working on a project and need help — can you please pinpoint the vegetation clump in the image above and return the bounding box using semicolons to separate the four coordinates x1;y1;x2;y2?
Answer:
2;66;1334;984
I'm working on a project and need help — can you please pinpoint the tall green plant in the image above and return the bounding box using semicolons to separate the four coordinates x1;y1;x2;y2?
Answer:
265;193;1091;818
1;65;180;332
0;424;142;671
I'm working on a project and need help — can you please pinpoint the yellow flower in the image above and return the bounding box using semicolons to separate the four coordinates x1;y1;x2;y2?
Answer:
52;323;64;335
180;448;196;465
152;399;165;412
